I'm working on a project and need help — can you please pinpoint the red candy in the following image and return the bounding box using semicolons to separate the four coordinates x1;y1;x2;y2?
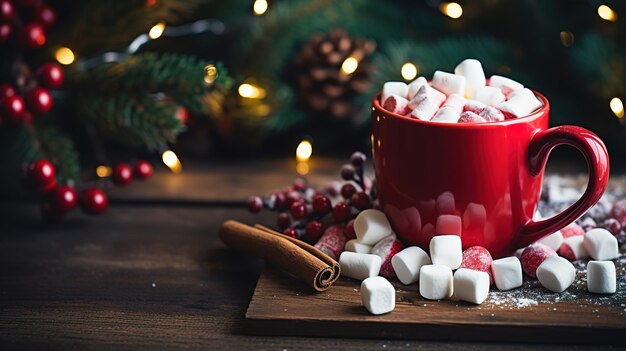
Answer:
314;224;347;260
459;246;494;285
520;244;557;278
560;222;584;239
371;235;404;278
610;199;626;227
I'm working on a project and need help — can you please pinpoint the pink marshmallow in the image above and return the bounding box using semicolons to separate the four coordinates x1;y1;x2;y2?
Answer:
463;100;487;114
371;235;405;278
382;94;411;115
478;105;505;122
521;244;557;278
458;111;486;123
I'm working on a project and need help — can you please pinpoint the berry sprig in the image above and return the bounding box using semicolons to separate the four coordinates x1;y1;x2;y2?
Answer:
248;151;377;243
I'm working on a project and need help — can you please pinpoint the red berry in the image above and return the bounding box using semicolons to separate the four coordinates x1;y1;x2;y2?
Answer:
350;151;367;167
0;0;15;22
133;160;153;180
0;23;11;43
175;106;188;126
37;63;64;89
603;218;622;236
351;191;371;210
26;159;56;193
22;22;46;48
293;178;306;191
344;219;356;239
2;95;25;122
247;196;263;213
277;212;291;229
312;194;331;214
0;84;16;99
611;199;626;227
340;183;356;199
340;165;355;180
306;220;324;241
111;163;133;186
284;191;301;208
270;191;286;210
48;185;78;214
290;200;308;219
26;88;53;114
332;201;351;222
283;227;298;239
34;4;56;28
79;188;108;215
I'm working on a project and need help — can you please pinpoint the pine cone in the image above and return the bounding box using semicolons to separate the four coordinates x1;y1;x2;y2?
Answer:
292;29;376;120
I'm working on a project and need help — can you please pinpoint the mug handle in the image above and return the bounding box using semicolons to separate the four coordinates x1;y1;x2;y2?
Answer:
516;125;610;247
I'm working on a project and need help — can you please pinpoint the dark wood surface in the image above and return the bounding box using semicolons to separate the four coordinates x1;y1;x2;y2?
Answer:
0;158;623;350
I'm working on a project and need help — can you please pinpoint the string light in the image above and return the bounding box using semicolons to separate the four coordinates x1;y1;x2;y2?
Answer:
253;0;268;15
95;165;112;178
296;162;310;175
597;5;617;22
238;83;266;99
610;97;624;118
55;47;75;65
440;2;463;19
162;150;182;173
149;21;166;39
296;140;312;163
204;64;218;84
400;62;418;81
340;56;359;75
559;31;574;47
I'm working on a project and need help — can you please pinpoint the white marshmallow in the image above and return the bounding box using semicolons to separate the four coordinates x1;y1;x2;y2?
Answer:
391;246;431;285
472;86;505;107
345;239;372;254
429;235;462;269
354;209;393;245
410;101;438;121
559;235;589;261
458;111;486;123
382;82;408;104
497;88;543;117
491;256;523;291
454;59;486;98
408;84;446;109
536;256;576;293
453;268;490;304
431;107;460;123
478;105;505;122
536;231;563;251
583;228;619;261
407;76;427;99
339;251;382;281
464;99;487;114
419;264;453;300
587;260;616;294
361;276;395;315
432;71;466;96
442;94;466;114
488;75;524;98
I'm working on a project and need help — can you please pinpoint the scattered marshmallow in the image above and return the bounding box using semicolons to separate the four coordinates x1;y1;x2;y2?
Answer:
497;88;543;117
432;70;466;96
558;236;589;261
371;235;405;277
491;256;523;291
454;59;486;98
583;228;619;261
429;235;462;269
478;105;505;122
473;86;505;107
458;111;486;123
407;76;427;99
339;251;382;281
391;246;431;285
382;95;411;115
536;256;576;293
453;268;490;304
435;214;462;235
345;239;372;254
419;264;453;300
521;243;557;278
361;276;395;315
382;82;408;105
488;75;524;98
459;246;493;285
431;106;460;123
354;209;393;245
560;222;584;238
587;261;616;294
536;231;564;251
442;94;466;114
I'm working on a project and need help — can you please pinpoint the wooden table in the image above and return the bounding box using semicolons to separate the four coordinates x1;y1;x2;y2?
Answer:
0;158;620;350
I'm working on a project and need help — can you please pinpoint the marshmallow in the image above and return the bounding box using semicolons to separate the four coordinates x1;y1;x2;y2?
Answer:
391;246;431;285
429;235;462;269
536;231;564;251
521;243;557;278
560;222;584;238
432;71;466;96
497;88;543;118
472;86;505;107
354;209;393;245
372;235;405;277
410;101;439;121
458;111;486;123
431;106;460;123
583;228;619;260
407;76;427;99
345;239;372;254
459;246;493;285
463;100;487;114
339;251;382;281
435;214;462;235
442;94;466;114
408;84;446;121
454;59;486;98
558;235;589;261
491;256;523;291
382;95;411;115
488;75;524;98
587;261;616;294
478;105;505;122
382;82;408;104
419;264;453;300
361;276;395;315
536;256;576;293
453;268;490;304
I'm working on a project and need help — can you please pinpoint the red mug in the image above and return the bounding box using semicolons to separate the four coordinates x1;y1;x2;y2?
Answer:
371;91;609;258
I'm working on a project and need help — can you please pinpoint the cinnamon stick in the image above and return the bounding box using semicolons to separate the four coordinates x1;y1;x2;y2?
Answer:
218;220;340;292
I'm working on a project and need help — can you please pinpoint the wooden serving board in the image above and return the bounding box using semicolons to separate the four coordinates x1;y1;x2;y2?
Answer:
245;258;626;345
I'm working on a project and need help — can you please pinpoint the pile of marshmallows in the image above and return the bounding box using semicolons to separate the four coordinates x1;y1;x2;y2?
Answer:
380;59;543;123
341;209;619;315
